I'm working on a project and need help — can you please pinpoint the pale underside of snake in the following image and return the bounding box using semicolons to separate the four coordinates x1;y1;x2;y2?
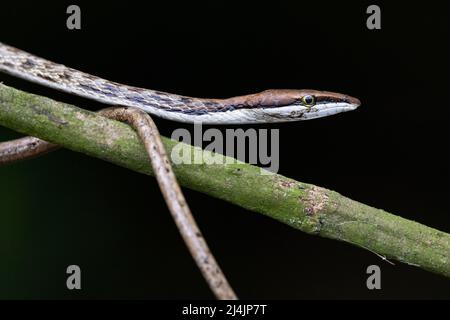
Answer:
0;42;360;124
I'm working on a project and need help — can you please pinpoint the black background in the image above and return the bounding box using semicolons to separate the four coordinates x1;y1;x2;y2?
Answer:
0;1;449;299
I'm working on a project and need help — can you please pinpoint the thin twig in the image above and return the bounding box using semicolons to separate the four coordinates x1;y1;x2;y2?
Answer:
99;107;237;299
0;136;58;165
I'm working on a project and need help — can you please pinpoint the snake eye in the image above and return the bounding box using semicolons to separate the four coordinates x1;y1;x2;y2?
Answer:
301;95;315;107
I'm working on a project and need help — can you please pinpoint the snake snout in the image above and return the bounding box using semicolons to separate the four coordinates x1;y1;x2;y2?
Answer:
346;95;361;108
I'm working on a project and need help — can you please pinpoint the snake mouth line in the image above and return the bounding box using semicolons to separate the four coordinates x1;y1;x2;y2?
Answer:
302;104;359;120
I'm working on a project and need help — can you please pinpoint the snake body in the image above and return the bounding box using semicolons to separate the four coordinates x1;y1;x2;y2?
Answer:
0;42;360;124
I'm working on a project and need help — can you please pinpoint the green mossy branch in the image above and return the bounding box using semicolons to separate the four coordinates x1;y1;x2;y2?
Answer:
1;83;449;278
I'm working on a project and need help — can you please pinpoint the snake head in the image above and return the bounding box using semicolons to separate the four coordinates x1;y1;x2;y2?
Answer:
235;89;361;123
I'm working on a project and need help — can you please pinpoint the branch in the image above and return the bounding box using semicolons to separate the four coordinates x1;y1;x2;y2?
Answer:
1;83;449;278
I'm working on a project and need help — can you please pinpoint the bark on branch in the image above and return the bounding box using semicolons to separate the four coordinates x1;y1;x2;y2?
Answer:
1;83;449;278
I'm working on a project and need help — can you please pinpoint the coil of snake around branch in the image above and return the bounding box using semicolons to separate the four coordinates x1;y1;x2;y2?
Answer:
0;42;361;299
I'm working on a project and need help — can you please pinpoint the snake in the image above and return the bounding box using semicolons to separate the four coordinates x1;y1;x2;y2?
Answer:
0;42;360;124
